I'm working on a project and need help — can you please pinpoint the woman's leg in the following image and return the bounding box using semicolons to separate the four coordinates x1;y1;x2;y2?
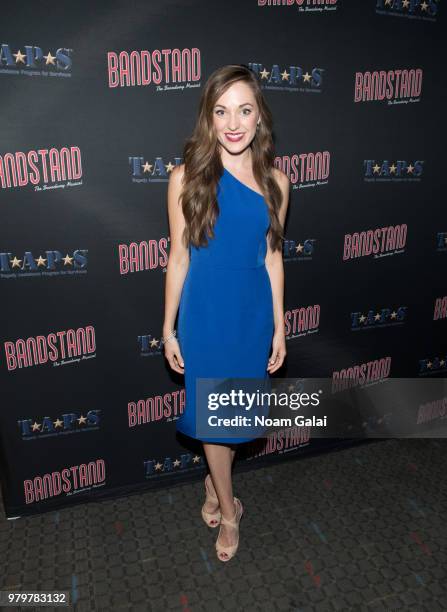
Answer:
203;445;236;513
203;443;238;547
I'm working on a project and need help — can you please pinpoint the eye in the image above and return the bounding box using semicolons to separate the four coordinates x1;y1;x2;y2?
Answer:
242;108;252;115
215;109;224;116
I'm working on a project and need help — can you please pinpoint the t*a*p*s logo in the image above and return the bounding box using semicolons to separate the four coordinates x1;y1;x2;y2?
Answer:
0;43;73;76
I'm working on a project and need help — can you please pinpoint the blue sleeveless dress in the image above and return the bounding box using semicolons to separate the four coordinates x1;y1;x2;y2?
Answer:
176;167;274;444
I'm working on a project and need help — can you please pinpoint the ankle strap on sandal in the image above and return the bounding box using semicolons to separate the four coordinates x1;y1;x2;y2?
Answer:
220;498;241;527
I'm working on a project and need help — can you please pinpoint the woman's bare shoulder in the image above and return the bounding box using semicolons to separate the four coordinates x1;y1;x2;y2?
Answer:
170;163;186;185
272;166;289;189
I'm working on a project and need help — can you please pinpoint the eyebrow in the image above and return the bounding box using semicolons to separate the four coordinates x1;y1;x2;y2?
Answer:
214;103;254;108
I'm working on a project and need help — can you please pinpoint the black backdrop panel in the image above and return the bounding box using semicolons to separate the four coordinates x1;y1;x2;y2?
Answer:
0;0;445;517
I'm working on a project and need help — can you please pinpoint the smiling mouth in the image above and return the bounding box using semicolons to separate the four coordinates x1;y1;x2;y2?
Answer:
225;133;245;141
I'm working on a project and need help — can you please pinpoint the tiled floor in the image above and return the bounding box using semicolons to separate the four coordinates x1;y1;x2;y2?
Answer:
1;438;446;611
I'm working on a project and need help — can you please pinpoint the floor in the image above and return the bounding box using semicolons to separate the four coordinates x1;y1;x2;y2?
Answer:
0;438;445;611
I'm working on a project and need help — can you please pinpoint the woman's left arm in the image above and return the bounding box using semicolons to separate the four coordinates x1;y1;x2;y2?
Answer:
265;169;290;374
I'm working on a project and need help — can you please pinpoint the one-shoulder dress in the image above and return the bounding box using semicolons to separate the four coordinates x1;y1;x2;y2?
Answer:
176;167;274;444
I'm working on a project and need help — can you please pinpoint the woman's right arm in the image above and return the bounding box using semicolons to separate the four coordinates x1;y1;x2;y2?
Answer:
162;164;189;373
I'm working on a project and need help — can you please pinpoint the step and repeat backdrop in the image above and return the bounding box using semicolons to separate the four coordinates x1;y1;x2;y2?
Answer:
0;0;445;518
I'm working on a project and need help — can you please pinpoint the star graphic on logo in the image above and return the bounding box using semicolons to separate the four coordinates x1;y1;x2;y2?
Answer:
44;52;56;65
14;50;26;64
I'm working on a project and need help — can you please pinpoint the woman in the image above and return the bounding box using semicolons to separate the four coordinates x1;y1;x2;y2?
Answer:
162;64;289;562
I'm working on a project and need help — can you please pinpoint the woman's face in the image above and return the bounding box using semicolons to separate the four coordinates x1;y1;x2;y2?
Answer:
212;81;260;155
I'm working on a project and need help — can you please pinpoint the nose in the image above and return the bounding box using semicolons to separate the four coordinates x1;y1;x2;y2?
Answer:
226;113;240;130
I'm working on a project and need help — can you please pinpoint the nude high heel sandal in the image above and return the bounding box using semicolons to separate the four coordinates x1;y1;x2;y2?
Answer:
215;497;243;562
201;473;221;528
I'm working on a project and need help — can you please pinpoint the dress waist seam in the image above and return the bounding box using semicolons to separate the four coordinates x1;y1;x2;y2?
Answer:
189;262;266;270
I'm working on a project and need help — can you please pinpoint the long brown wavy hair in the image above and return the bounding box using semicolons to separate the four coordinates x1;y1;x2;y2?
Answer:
180;64;284;252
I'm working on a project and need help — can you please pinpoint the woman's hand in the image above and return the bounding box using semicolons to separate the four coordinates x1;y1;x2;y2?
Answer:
163;337;185;374
267;329;286;374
